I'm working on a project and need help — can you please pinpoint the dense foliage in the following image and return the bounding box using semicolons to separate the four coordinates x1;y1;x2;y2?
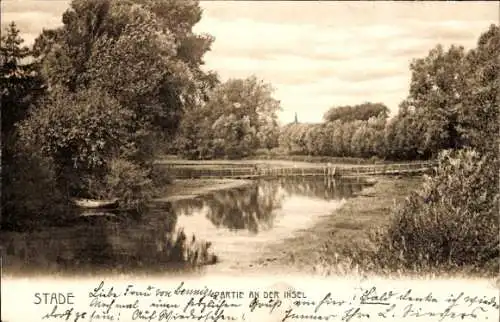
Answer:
1;22;45;142
17;0;215;209
2;0;215;229
371;25;499;274
373;150;499;273
175;76;281;159
1;22;73;231
279;115;387;158
323;102;389;122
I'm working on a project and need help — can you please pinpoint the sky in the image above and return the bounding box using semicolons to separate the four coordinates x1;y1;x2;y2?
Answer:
1;1;498;124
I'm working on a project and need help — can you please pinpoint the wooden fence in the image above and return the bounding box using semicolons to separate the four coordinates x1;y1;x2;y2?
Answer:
159;161;437;179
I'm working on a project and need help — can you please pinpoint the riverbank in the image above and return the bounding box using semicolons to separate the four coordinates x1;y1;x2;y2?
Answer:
218;175;423;275
156;157;434;169
154;178;253;202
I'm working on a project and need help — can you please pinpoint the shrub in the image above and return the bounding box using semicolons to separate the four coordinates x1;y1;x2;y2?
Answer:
373;149;499;273
88;158;155;211
150;165;173;188
17;88;161;208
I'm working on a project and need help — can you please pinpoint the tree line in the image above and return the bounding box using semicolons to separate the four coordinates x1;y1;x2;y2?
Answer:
279;113;387;159
278;26;498;161
169;24;498;163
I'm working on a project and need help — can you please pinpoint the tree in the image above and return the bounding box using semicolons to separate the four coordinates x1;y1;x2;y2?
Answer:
323;102;389;123
18;88;142;196
177;76;281;159
329;120;344;156
211;114;256;159
1;22;71;231
20;0;216;198
399;43;469;157
257;118;280;150
457;24;499;155
367;115;386;157
388;25;499;160
1;22;45;143
383;111;424;160
303;124;319;155
341;121;357;156
33;0;215;136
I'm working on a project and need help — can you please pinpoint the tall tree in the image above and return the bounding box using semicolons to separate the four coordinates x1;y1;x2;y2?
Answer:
32;0;216;136
401;44;468;156
1;22;45;143
458;24;499;156
177;76;281;159
1;22;70;231
20;0;216;201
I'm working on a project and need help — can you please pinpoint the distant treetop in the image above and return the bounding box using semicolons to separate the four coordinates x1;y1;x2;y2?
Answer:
323;102;389;122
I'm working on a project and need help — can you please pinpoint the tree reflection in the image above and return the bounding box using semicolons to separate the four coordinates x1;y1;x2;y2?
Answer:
0;178;372;275
204;182;285;234
277;177;366;200
171;197;205;216
1;206;216;275
171;182;285;234
170;178;369;234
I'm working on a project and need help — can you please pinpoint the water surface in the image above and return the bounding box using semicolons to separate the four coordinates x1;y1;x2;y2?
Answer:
0;177;368;275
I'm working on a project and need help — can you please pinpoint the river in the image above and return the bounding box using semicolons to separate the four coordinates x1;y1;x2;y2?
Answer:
0;177;371;276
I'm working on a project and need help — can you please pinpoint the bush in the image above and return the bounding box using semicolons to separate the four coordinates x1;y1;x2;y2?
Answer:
18;88;148;189
87;158;155;211
150;165;173;188
373;149;499;273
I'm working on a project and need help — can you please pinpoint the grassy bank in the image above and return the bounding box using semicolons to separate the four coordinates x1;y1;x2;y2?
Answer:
154;179;253;202
252;176;423;274
162;152;427;165
249;151;390;164
251;174;497;278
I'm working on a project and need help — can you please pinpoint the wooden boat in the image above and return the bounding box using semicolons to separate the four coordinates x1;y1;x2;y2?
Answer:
72;198;119;209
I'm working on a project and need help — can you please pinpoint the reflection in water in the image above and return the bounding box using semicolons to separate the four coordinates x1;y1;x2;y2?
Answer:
172;183;284;234
0;205;214;275
1;177;368;275
205;183;284;234
172;178;367;268
172;177;365;234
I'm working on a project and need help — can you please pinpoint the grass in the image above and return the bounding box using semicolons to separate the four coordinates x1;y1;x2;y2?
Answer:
249;153;390;164
254;173;497;279
254;176;425;275
154;178;253;202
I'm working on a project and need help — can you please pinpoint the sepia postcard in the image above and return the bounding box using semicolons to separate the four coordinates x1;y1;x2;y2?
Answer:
1;1;499;321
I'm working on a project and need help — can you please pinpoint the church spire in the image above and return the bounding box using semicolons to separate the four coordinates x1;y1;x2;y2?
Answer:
294;112;298;124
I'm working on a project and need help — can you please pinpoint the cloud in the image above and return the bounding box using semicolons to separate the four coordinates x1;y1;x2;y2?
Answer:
1;1;69;44
196;3;497;123
2;0;498;124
